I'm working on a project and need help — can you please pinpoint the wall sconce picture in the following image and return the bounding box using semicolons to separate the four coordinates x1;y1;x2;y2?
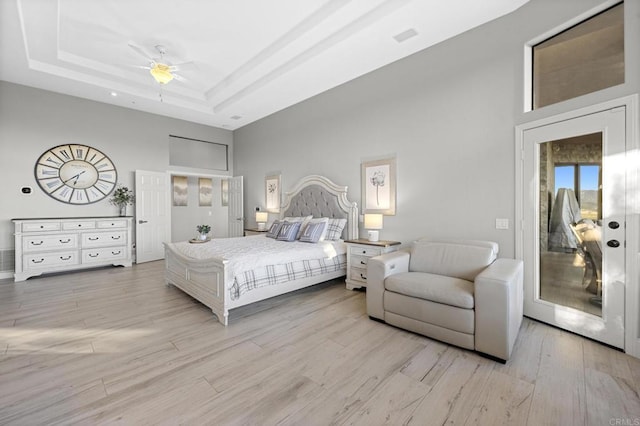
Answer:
361;157;396;215
265;174;281;213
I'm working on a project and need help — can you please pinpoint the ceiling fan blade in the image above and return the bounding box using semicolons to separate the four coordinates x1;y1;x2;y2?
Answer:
168;61;194;70
130;64;152;70
172;73;187;82
128;42;155;61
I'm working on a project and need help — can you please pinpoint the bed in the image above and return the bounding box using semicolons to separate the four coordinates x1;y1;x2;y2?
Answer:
164;175;359;325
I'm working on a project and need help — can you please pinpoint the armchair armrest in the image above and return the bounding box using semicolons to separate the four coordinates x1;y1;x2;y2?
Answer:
474;258;524;362
366;250;410;320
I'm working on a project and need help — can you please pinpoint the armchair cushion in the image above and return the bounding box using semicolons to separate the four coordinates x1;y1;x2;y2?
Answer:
386;272;474;309
409;240;498;281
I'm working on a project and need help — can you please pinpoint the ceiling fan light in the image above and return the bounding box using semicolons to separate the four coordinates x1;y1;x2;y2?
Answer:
150;64;174;84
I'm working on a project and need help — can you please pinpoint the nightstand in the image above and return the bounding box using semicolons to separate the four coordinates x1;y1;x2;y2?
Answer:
345;239;401;290
244;228;268;236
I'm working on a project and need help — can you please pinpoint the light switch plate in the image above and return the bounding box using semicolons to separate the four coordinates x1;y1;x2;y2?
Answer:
496;218;509;230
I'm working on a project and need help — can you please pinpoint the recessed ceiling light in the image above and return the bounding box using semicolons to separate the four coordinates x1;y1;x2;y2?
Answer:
393;28;418;43
110;91;118;97
230;115;242;120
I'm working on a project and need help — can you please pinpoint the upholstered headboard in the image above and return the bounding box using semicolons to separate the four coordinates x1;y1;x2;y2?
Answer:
280;175;358;240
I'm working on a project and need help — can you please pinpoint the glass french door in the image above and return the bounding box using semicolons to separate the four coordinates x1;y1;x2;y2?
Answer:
520;108;626;348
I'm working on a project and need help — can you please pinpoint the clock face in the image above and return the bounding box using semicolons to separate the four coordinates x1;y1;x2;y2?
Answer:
34;144;118;204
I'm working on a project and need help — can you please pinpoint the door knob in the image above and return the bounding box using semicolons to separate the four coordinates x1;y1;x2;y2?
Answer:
607;239;620;248
608;221;620;229
138;220;148;224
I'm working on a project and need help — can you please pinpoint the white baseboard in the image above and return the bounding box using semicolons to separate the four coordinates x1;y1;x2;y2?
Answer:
0;271;14;280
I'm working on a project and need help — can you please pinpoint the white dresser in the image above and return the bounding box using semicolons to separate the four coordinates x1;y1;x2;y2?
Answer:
13;217;133;282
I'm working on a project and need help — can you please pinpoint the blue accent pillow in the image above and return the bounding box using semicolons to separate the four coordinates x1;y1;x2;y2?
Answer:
266;220;283;238
276;221;302;242
299;221;327;243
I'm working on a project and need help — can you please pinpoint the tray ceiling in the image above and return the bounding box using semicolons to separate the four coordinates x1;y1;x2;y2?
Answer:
0;0;528;130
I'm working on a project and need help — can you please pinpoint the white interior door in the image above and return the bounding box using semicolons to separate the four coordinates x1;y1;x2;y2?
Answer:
228;176;243;237
520;107;626;348
135;170;170;263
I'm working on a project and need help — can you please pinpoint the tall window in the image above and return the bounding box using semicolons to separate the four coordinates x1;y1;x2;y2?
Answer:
554;164;601;220
532;2;624;109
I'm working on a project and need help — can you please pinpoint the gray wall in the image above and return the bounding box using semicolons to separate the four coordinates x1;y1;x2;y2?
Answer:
0;81;233;253
234;0;640;259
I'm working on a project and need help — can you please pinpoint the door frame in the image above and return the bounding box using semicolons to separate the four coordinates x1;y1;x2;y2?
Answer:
515;94;639;358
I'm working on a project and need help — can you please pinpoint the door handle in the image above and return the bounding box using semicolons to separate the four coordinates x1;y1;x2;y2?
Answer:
138;220;148;224
607;239;620;248
608;221;620;229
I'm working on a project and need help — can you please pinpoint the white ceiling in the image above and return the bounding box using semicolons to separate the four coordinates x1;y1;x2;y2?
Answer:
0;0;528;130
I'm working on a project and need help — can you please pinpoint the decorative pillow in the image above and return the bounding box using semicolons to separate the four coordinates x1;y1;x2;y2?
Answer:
276;221;302;242
283;215;313;239
325;218;347;241
266;220;284;238
299;221;328;243
305;217;329;241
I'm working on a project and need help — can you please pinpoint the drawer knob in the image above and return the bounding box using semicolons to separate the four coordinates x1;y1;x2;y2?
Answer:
361;250;366;254
89;253;99;258
112;250;121;255
32;258;44;264
60;256;72;261
30;241;43;246
360;260;366;265
360;273;367;280
59;239;71;244
111;236;121;240
88;237;99;241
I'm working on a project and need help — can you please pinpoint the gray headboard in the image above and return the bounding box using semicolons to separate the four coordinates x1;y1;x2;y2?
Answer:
280;175;358;240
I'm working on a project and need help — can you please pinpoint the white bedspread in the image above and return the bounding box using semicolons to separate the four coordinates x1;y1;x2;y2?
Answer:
171;235;345;289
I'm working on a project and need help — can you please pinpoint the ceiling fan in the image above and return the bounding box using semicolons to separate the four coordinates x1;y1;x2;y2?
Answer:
128;42;192;86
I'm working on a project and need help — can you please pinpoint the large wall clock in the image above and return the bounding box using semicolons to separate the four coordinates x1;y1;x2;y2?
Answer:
34;144;117;204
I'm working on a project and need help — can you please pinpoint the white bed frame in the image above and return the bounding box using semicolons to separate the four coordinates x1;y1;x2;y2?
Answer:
164;175;358;325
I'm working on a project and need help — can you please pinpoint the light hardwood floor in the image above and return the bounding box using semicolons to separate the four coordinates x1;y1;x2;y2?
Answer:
1;261;639;425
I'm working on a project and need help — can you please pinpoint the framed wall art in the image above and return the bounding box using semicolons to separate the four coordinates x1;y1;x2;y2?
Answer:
361;157;396;215
198;178;212;207
265;174;281;213
172;175;188;206
221;179;229;206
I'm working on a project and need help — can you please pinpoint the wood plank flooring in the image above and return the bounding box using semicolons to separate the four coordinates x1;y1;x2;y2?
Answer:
0;261;639;425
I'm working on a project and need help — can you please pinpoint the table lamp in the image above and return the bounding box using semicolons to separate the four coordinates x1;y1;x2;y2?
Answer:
255;211;269;231
364;213;383;242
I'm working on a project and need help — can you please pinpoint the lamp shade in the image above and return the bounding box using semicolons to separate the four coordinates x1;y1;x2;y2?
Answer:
364;213;383;230
255;212;269;223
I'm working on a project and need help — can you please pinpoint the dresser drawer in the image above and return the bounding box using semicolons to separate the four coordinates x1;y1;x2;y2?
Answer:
23;234;78;252
82;247;127;263
24;251;78;270
97;219;128;229
82;231;126;248
22;222;60;232
349;246;382;257
62;221;96;230
350;267;368;283
350;255;370;270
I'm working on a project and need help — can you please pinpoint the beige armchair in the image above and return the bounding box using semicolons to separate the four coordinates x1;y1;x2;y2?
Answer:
366;239;523;362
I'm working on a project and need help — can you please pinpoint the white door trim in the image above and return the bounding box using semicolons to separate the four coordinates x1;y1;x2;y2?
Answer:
515;94;639;358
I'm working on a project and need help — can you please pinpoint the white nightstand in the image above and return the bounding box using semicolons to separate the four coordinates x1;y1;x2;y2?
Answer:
244;228;268;236
345;239;400;290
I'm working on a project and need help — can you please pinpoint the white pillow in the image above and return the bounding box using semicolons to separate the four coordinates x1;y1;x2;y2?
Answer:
325;218;347;241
